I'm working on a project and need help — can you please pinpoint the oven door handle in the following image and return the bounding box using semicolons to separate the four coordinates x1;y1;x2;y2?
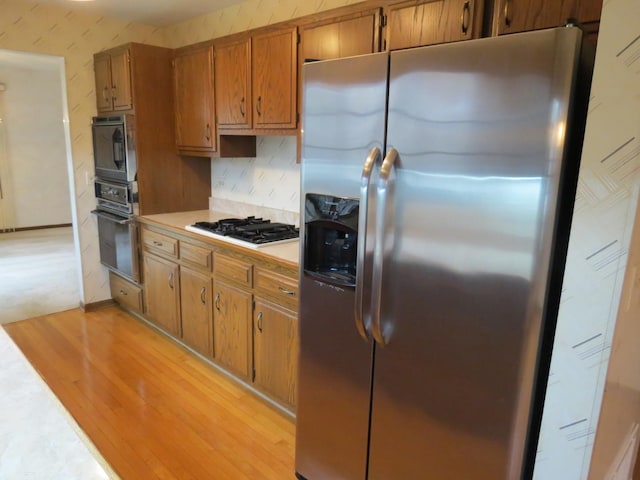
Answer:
91;209;133;225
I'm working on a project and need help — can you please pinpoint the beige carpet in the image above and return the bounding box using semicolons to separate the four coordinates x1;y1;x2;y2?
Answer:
0;227;79;324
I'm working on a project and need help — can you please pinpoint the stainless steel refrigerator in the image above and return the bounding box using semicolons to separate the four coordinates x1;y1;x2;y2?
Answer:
296;27;594;480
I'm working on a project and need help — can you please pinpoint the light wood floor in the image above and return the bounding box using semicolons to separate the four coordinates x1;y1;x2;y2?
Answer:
3;307;296;480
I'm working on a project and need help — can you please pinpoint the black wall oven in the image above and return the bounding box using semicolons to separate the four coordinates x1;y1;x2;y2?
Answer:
92;114;137;183
92;179;140;282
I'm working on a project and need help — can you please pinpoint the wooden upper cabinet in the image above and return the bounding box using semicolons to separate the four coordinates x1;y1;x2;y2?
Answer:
252;27;298;130
94;46;133;113
385;0;483;51
215;37;252;130
495;0;603;35
173;44;217;156
110;48;133;111
300;8;382;62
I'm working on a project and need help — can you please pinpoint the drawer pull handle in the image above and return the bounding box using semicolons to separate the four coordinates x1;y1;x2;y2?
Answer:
215;293;221;311
119;289;128;296
200;287;206;304
504;0;512;27
257;311;263;333
278;286;296;297
461;0;470;35
169;273;174;289
153;241;163;247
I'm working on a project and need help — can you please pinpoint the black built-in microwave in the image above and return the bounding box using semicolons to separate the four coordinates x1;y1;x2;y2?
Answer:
91;114;137;183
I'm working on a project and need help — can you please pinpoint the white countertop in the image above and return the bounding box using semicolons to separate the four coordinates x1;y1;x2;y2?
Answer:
138;210;300;267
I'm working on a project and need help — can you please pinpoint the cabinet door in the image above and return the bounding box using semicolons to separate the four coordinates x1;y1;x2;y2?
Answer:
496;0;601;35
252;28;298;129
385;0;482;50
577;0;603;23
143;254;181;336
215;38;252;130
110;47;133;111
174;45;216;153
253;299;298;409
94;54;113;112
213;280;252;379
180;267;213;357
301;9;381;62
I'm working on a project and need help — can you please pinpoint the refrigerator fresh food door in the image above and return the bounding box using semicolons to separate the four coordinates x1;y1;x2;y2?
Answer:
367;28;588;479
296;52;389;480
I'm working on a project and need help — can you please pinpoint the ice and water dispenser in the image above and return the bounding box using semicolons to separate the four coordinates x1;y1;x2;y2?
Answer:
303;194;359;287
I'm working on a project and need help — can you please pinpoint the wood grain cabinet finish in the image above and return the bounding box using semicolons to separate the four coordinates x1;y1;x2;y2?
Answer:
252;27;299;130
141;228;179;259
385;0;482;51
213;280;253;380
180;267;214;358
214;37;252;130
300;8;382;62
495;0;603;35
213;253;253;287
254;267;298;310
253;299;299;409
143;254;181;337
109;272;143;314
173;44;217;156
93;43;211;215
94;46;133;113
214;27;298;133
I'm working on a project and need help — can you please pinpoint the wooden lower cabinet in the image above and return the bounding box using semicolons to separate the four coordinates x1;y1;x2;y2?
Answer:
213;280;253;380
253;298;299;409
143;254;181;336
109;271;143;315
180;267;213;357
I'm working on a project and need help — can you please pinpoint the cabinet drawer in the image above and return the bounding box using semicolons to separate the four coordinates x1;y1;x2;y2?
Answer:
109;272;143;314
214;253;252;286
142;229;178;258
254;268;298;306
181;242;212;271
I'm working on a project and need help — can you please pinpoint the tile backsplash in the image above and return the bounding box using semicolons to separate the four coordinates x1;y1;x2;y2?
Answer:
210;135;301;223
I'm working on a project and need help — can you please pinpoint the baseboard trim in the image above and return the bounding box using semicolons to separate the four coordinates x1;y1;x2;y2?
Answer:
81;299;116;312
1;223;72;233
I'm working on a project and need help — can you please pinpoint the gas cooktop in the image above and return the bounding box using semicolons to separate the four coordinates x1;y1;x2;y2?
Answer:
185;216;299;249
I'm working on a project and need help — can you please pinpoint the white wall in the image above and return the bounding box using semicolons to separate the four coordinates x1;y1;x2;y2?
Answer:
533;0;640;478
0;58;71;229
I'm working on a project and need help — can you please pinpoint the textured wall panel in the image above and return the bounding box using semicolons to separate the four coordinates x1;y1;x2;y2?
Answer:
534;0;640;478
0;0;167;304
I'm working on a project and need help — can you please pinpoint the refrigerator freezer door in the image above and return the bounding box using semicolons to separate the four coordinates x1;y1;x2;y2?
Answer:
296;52;388;480
367;28;585;479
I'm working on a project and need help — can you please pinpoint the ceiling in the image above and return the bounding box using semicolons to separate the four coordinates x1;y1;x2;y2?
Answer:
31;0;247;27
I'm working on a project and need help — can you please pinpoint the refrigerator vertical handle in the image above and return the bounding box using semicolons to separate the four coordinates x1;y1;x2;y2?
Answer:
355;146;382;341
371;148;399;346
